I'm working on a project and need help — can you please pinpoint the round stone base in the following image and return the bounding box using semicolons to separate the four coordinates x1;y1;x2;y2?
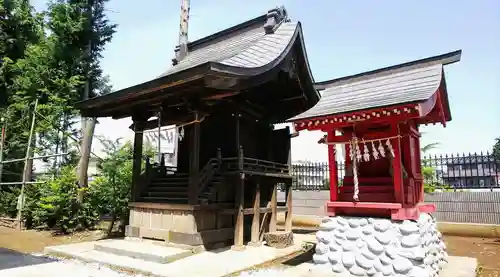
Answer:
312;213;447;277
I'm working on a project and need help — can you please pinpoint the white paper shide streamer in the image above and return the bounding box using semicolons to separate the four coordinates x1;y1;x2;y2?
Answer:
327;134;400;202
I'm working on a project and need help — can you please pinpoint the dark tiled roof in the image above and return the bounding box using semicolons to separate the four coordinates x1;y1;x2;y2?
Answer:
161;21;300;76
288;50;461;122
75;6;319;114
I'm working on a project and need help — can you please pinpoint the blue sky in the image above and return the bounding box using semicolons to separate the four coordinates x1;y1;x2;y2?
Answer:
32;0;500;162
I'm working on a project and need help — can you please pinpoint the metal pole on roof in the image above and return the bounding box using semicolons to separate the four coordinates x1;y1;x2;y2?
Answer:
177;0;190;61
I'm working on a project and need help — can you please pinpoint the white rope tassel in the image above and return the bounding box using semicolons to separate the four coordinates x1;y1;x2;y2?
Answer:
355;139;362;162
351;138;360;201
386;139;395;157
179;126;185;141
371;141;379;159
362;140;370;162
377;140;386;158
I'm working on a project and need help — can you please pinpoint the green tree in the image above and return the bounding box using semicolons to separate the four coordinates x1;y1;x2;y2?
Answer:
421;140;441;192
89;137;133;234
493;137;500;166
0;0;45;183
0;0;116;218
421;142;441;155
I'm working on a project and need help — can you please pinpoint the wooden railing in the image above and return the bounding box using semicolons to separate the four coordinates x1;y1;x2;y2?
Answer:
222;157;290;175
144;154;177;179
197;148;223;196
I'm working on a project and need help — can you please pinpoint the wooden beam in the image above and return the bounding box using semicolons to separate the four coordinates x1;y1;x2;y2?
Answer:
250;182;261;245
130;118;146;202
294;103;421;132
233;118;245;250
219;206;288;215
285;183;293;232
188;112;201;205
233;175;245;249
322;129;398;144
269;183;278;232
229;99;265;120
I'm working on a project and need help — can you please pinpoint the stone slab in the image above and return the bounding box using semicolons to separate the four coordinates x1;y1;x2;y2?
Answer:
39;234;315;277
283;256;477;277
94;239;192;263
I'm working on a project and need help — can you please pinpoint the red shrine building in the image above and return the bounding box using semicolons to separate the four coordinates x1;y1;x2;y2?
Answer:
288;50;462;221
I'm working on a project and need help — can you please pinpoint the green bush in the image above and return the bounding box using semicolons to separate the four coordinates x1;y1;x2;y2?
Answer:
86;138;135;233
0;138;152;233
23;166;98;232
0;186;22;218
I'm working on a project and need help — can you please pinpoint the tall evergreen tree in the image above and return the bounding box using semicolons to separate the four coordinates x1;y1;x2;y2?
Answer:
0;0;44;182
0;0;115;213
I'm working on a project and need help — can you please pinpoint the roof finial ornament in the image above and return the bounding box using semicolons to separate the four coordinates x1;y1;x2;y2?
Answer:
263;6;288;34
173;0;191;65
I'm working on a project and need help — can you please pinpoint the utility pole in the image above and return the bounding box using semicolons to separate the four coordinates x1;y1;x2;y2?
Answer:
17;97;38;230
0;117;5;181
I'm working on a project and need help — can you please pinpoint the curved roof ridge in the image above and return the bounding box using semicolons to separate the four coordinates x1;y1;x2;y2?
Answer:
315;50;461;90
218;21;297;69
210;21;299;74
288;63;446;121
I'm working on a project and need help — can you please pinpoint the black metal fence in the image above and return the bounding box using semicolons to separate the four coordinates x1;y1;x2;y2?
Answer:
291;152;500;191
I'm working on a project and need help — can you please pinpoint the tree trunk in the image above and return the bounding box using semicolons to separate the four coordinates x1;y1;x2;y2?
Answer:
106;212;116;236
76;117;96;202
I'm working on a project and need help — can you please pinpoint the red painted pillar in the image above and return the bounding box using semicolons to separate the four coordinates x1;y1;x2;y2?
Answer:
392;136;404;205
327;130;338;202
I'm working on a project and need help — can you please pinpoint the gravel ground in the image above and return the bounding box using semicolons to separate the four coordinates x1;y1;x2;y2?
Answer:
237;268;286;277
27;254;148;277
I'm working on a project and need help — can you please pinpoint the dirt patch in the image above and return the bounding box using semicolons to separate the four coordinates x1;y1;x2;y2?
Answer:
0;226;106;253
444;235;500;277
0;226;498;276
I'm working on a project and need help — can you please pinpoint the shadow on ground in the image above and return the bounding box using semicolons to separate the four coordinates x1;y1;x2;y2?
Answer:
0;248;56;270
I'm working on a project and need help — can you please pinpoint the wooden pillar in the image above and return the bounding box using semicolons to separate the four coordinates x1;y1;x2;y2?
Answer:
284;183;293;232
188;112;200;205
131;120;145;202
233;145;245;249
327;130;338;202
269;182;277;232
392;125;404;205
250;181;261;245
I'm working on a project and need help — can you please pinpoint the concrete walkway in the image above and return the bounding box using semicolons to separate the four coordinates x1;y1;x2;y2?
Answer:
279;256;477;277
2;234;315;277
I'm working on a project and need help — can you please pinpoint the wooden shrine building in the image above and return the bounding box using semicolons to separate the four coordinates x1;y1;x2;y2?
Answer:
76;7;319;249
289;50;462;221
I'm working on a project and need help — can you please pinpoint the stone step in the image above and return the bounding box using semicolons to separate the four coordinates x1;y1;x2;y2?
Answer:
146;191;189;197
148;186;189;192
94;239;192;264
141;196;189;203
150;180;188;186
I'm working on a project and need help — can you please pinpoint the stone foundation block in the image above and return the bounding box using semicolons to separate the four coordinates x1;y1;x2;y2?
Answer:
312;213;448;277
